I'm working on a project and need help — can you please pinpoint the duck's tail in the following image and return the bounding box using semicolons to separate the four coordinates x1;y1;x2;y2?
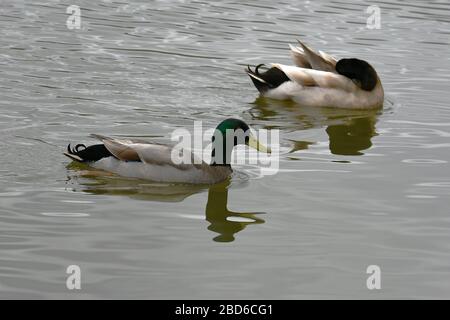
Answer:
246;64;290;94
64;144;112;162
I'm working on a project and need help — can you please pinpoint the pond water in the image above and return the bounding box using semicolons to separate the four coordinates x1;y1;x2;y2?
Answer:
0;0;449;299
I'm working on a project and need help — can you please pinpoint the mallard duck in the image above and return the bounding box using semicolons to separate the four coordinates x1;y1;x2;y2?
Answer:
246;40;384;109
64;118;270;184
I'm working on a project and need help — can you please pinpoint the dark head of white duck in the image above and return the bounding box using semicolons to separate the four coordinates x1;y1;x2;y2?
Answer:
210;118;270;167
335;58;379;91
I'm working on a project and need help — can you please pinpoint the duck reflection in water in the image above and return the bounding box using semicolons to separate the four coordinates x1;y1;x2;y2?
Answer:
249;97;380;156
66;165;264;242
205;180;264;242
326;115;377;155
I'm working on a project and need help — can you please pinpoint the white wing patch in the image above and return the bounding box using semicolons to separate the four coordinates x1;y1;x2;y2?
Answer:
272;64;356;91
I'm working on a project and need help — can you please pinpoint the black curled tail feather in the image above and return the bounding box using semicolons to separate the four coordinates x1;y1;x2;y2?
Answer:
64;143;113;162
246;64;290;94
246;64;269;93
67;144;86;155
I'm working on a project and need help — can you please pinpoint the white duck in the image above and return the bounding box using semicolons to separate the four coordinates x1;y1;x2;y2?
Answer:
64;118;270;185
246;40;384;109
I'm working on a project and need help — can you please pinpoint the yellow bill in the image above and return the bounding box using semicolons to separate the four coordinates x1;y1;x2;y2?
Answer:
248;134;271;153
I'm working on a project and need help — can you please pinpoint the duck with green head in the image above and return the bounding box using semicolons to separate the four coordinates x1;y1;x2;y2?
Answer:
64;118;270;184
